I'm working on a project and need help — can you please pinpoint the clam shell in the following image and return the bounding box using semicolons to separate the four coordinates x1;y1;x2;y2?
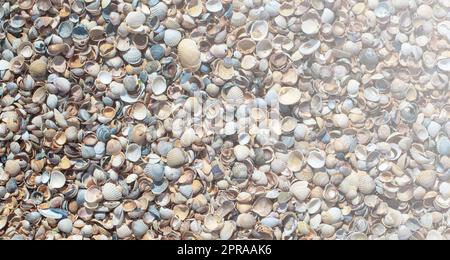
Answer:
278;87;301;106
307;150;326;169
151;75;167;95
250;21;269;41
5;159;21;176
290;181;310;202
49;171;66;189
299;39;321;56
57;219;73;234
252;197;273;217
126;12;146;28
205;0;222;12
166;148;188;168
126;143;142;162
29;59;48;79
131;102;148;121
236;213;256;229
178;39;201;71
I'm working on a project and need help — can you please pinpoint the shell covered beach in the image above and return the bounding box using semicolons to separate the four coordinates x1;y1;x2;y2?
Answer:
1;0;450;240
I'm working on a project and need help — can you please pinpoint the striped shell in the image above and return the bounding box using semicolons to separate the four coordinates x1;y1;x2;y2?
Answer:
166;148;188;168
150;2;168;20
164;29;182;47
123;47;142;65
102;183;123;201
416;170;436;189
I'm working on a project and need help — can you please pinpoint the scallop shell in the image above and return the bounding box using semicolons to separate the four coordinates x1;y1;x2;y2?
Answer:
178;39;201;71
102;183;123;201
49;171;66;189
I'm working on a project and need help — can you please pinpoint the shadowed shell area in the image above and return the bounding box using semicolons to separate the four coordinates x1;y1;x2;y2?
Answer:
0;0;450;241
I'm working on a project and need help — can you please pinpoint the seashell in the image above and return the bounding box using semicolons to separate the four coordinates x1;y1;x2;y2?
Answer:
29;59;48;80
126;12;146;29
278;87;301;106
98;71;112;85
220;221;236;240
437;136;450;156
307;150;326;169
299;39;321;56
205;0;222;12
126;143;142;162
204;214;224;232
322;208;343;225
150;2;168;20
437;59;450;72
0;60;11;71
123;47;143;65
236;213;256;229
250;21;269;41
164;29;182;47
57;219;73;234
255;39;273;59
132;220;148;238
290;181;310;202
301;14;321;35
178;39;201;72
416;171;436;189
48;171;66;189
166;148;188;168
130;102;148;121
5;159;21;176
252;197;273;217
151;75;167;96
102;183;122;201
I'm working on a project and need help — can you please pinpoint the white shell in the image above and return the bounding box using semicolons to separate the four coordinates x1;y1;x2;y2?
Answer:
98;71;112;85
307;150;326;169
151;75;167;95
102;183;123;201
250;21;269;41
178;39;201;71
164;29;182;47
48;171;66;189
125;12;146;28
290;181;310;202
126;143;142;162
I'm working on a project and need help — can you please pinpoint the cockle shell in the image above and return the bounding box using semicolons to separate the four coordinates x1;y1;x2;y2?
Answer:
178;39;201;72
290;181;310;202
236;213;256;229
126;12;146;28
49;171;66;189
278;87;301;106
166;148;188;168
102;183;123;201
164;29;182;47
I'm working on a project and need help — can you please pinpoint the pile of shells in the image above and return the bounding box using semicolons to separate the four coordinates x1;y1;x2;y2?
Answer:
1;0;450;240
